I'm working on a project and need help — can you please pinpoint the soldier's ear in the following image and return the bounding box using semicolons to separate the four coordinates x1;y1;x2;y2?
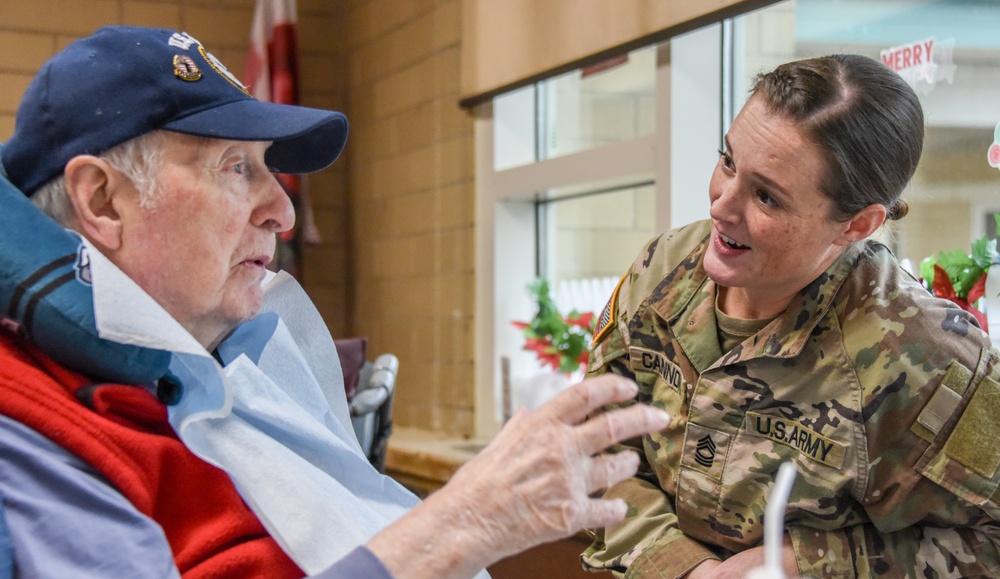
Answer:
835;203;886;246
63;155;128;252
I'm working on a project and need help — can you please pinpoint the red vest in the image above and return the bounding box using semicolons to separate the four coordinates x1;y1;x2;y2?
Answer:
0;329;304;578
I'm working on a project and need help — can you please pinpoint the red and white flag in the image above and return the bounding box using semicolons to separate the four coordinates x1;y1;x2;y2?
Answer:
246;0;298;105
245;0;322;275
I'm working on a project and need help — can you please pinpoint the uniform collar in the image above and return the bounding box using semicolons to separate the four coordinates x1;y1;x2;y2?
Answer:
733;240;867;362
649;229;871;368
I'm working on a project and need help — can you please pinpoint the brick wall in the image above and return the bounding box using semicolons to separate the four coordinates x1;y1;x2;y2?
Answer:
0;0;477;438
345;0;476;436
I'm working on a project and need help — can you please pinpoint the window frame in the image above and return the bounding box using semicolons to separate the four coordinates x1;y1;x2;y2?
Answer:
473;37;715;436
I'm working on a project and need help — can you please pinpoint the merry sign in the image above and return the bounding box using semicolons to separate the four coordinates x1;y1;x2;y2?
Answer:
880;36;956;93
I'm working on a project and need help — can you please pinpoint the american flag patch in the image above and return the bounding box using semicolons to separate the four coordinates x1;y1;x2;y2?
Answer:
596;301;612;335
592;274;627;345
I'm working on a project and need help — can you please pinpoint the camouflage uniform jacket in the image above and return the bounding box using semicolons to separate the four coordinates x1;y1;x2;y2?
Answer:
582;220;1000;578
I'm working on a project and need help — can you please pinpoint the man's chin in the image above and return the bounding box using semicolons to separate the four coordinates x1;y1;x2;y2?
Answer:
232;298;265;326
216;291;265;330
204;310;262;352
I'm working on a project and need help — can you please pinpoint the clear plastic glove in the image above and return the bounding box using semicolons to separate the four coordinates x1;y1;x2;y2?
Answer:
367;374;670;579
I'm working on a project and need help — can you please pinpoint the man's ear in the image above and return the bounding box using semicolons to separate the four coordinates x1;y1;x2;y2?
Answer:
835;203;888;246
63;155;128;251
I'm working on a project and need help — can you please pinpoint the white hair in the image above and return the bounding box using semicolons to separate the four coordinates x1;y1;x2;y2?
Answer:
30;131;168;226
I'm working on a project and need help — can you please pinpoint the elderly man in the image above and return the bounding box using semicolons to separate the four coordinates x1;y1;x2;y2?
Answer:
0;25;669;579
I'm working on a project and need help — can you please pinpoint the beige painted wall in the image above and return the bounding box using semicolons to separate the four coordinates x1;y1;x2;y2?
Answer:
345;0;476;436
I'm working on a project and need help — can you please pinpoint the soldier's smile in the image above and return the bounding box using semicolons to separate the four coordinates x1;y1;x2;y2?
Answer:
716;232;750;253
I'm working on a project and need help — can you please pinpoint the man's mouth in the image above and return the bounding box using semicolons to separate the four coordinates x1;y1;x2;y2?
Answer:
242;255;272;268
719;233;750;250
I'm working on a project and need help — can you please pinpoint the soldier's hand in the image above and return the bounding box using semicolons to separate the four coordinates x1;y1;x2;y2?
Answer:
687;536;799;578
445;374;670;563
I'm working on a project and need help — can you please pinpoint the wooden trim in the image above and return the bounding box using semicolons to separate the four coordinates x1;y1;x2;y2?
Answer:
459;0;780;108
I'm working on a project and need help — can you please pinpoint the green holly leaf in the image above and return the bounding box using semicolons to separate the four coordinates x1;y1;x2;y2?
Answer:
971;235;997;270
921;215;999;302
920;255;937;289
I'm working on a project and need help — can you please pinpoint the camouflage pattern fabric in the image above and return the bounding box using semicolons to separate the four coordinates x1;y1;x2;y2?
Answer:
582;220;1000;578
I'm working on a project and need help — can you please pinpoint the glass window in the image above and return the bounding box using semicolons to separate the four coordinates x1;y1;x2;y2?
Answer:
540;179;656;286
492;45;657;172
497;178;658;418
493;85;537;172
539;46;657;161
481;44;666;426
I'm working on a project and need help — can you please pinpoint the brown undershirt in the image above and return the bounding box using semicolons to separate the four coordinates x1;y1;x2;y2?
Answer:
715;294;777;354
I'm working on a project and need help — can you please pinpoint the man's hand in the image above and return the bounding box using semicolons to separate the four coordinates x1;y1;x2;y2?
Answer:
367;374;670;579
449;374;670;555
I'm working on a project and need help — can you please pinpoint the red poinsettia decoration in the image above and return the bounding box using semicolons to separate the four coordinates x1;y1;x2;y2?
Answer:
920;215;1000;333
512;278;596;374
931;264;988;330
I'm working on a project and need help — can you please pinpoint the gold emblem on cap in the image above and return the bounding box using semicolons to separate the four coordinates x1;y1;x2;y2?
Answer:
198;45;250;96
173;54;202;82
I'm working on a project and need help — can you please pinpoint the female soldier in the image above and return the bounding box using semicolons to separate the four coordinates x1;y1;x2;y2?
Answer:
582;54;1000;578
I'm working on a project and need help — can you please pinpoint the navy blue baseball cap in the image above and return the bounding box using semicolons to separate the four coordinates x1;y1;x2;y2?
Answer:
2;25;348;195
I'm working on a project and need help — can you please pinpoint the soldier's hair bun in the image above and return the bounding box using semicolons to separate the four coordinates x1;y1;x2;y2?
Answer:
887;199;909;221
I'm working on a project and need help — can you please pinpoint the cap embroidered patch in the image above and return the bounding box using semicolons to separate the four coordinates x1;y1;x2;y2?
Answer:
167;31;197;50
166;31;248;95
199;45;250;96
173;55;202;82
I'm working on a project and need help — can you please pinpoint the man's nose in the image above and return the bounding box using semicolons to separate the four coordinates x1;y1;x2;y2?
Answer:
255;173;297;233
